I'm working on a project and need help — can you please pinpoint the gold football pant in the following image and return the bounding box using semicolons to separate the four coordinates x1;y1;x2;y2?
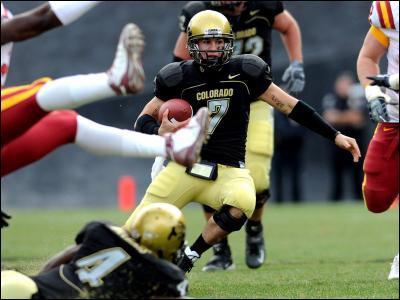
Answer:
245;100;274;194
125;162;256;227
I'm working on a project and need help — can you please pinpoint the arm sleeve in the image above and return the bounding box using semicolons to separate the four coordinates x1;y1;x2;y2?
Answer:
288;100;339;142
258;1;284;24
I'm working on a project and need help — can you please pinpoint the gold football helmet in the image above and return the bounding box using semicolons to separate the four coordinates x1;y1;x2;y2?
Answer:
187;10;234;67
127;203;186;261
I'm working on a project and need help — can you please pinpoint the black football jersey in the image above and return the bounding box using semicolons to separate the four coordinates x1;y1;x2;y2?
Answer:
31;222;187;299
179;1;284;66
155;54;272;167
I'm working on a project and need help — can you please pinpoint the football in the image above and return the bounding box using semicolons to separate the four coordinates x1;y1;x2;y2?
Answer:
158;99;193;123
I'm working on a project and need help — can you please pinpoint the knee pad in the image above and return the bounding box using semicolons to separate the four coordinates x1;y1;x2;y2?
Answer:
255;189;270;209
213;205;247;233
203;205;216;213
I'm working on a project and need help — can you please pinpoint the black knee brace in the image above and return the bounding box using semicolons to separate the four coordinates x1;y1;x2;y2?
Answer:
203;205;216;213
255;189;270;209
213;205;247;233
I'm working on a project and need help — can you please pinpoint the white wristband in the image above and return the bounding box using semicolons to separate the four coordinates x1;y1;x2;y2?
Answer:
365;85;390;102
389;74;399;91
49;1;101;25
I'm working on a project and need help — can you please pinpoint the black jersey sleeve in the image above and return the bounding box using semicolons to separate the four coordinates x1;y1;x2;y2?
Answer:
240;54;273;99
154;62;184;101
75;221;105;244
179;1;208;32
257;1;284;24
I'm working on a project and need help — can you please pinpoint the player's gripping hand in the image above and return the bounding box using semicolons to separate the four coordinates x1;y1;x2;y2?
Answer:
158;109;190;136
334;133;361;163
282;60;305;95
368;98;390;123
367;74;399;92
1;211;11;228
365;85;392;123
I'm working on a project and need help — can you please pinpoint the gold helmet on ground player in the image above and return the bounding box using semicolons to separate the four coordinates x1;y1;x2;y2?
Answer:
126;203;186;262
187;10;234;67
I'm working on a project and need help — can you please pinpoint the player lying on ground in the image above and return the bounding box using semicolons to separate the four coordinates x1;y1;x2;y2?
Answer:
1;203;191;299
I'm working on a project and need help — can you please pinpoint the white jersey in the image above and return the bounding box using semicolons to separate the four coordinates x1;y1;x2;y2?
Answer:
369;1;399;122
1;2;13;88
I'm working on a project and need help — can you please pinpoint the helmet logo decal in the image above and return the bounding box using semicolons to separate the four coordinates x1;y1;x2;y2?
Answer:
168;227;177;240
204;28;222;35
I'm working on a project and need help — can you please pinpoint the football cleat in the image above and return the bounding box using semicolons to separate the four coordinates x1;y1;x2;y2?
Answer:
165;107;209;168
202;242;235;272
245;224;266;269
388;254;399;280
108;23;145;95
176;246;200;273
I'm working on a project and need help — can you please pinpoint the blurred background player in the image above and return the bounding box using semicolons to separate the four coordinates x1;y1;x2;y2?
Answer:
129;10;360;274
172;0;305;271
357;1;399;280
1;1;208;228
1;203;190;299
272;112;306;203
322;72;367;201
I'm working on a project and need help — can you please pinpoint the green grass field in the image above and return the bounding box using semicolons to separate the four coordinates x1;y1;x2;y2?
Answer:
1;202;398;299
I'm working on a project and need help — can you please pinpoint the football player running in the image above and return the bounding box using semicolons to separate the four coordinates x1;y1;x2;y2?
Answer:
357;1;399;280
1;1;208;228
1;203;191;299
128;10;360;274
170;0;305;271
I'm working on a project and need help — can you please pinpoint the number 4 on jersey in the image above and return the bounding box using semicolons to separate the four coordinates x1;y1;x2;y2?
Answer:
76;247;130;287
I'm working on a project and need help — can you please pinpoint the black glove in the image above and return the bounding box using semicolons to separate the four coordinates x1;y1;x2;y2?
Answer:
368;75;391;89
282;60;305;95
367;74;399;92
1;211;11;228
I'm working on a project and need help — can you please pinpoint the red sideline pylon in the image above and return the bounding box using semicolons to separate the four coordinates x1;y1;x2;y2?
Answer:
118;176;136;212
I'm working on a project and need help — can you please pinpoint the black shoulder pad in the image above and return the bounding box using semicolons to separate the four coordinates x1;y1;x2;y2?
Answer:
158;62;184;88
241;54;270;78
180;1;208;31
182;1;208;18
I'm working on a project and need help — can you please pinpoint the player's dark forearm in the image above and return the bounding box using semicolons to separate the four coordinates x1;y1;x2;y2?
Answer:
39;245;81;274
1;4;61;45
288;100;339;141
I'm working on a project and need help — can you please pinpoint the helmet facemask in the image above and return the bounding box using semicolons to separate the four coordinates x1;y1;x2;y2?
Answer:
188;36;234;68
